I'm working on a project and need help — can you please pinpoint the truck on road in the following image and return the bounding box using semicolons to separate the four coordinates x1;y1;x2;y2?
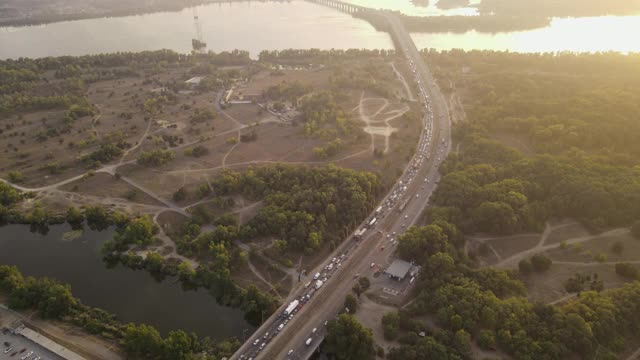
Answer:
284;300;300;316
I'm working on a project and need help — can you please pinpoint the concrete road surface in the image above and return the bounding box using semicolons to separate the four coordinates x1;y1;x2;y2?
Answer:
232;10;452;360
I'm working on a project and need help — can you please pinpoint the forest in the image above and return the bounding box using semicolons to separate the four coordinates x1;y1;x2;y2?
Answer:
375;49;640;359
422;50;640;234
387;219;640;359
175;164;383;255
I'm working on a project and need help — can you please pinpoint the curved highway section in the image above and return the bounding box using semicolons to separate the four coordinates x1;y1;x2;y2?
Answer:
232;10;452;360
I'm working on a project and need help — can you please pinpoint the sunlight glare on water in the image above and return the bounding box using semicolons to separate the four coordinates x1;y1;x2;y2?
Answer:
412;15;640;53
342;0;480;16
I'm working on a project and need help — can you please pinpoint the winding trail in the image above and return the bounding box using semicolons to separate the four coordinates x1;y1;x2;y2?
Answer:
494;227;629;269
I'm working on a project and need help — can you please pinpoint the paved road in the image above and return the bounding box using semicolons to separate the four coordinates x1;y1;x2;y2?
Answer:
231;11;452;360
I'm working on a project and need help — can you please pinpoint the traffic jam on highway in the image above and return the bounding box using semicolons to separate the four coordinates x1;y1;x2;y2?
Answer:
239;248;354;360
238;49;443;360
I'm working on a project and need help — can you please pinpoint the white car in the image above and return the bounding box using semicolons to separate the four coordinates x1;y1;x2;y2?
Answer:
253;339;260;346
288;350;294;356
312;327;318;334
370;262;376;268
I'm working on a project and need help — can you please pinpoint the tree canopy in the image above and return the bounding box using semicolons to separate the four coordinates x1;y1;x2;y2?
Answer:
325;314;375;360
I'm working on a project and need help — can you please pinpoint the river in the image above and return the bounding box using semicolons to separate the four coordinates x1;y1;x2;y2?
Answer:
0;224;253;340
1;0;638;60
0;1;392;59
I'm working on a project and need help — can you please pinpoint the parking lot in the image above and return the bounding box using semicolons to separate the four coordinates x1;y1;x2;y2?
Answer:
1;330;63;360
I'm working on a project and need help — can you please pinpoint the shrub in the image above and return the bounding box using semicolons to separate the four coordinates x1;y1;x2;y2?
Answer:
615;263;639;279
518;259;533;275
530;253;552;272
611;241;624;255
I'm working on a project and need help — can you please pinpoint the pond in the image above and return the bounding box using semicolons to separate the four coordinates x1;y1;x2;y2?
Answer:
0;224;253;340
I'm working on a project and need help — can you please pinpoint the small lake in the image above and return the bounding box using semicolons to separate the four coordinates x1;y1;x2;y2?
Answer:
0;224;253;340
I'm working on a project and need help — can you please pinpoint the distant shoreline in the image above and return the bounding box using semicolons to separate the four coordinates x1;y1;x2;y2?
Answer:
0;0;290;28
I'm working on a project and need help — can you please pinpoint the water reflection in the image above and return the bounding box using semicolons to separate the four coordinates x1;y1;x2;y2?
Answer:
412;15;640;53
344;0;480;16
0;0;392;59
0;224;252;339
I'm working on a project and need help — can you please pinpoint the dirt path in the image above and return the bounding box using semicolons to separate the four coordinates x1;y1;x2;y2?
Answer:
118;112;154;164
546;293;577;305
553;260;640;266
494;227;629;269
354;91;408;154
155;149;371;176
626;347;640;360
390;62;415;101
233;240;284;301
117;175;188;216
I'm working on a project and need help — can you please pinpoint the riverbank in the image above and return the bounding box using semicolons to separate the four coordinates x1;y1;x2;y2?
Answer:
0;298;122;360
0;0;260;27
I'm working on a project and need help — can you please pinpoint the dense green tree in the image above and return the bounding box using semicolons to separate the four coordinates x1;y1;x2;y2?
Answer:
0;182;20;206
382;312;400;340
325;314;375;360
344;294;358;314
115;215;158;247
123;324;163;358
358;276;371;290
65;206;84;226
615;263;639;280
518;258;533;275
530;253;552;272
137;149;174;167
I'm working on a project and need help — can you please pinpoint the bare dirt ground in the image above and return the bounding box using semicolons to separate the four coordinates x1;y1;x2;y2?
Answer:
355;297;398;355
0;58;424;358
470;221;638;304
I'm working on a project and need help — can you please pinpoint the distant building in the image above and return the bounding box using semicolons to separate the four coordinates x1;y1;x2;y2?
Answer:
385;259;413;281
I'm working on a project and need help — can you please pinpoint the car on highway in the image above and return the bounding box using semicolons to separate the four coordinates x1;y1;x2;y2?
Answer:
305;338;313;346
263;332;269;339
288;349;294;356
253;339;260;346
259;343;266;350
312;327;318;334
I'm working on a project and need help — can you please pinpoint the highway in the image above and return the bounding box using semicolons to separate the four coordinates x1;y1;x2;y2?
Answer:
231;10;452;360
